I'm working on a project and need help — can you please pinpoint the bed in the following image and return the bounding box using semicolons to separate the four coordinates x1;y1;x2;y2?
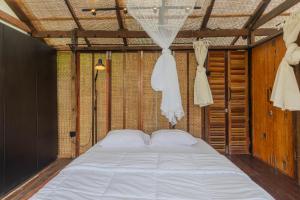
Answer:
31;138;274;200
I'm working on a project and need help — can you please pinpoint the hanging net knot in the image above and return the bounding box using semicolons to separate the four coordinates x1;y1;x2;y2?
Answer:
162;48;171;55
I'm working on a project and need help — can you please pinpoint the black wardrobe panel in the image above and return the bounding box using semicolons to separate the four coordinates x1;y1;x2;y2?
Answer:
37;45;58;169
3;26;38;191
0;23;5;195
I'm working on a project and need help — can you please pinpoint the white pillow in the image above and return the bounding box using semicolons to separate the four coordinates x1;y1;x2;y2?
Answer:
99;129;150;148
150;129;197;146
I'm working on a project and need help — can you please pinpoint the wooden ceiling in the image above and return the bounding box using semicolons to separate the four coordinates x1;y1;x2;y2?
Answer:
1;0;300;50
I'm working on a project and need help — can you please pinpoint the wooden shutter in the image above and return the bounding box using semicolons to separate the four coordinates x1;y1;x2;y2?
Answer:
207;51;227;153
228;51;249;154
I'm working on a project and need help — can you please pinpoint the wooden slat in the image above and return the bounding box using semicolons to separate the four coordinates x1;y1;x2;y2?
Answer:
228;51;249;154
0;10;31;33
4;0;36;32
207;51;227;153
110;52;124;130
124;52;140;129
200;0;215;29
64;0;91;47
231;0;271;45
115;0;127;46
252;0;299;30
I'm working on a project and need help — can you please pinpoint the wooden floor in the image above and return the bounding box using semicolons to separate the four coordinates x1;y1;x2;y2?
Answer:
1;156;300;200
1;159;72;200
227;155;300;200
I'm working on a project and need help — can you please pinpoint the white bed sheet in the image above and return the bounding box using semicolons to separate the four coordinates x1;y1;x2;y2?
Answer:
31;139;274;200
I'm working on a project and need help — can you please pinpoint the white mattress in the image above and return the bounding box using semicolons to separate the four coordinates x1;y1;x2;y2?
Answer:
31;139;274;200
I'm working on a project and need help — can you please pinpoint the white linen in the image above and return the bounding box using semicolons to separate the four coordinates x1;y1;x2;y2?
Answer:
99;129;150;147
271;10;300;110
151;50;185;125
31;139;273;200
127;0;198;125
151;129;198;146
193;40;214;107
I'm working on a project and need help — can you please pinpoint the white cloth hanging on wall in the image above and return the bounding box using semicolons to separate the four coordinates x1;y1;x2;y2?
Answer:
271;10;300;110
127;0;197;125
193;40;213;107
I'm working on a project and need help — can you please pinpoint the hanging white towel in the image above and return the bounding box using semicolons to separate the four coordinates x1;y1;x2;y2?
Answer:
151;49;184;125
193;40;213;107
271;10;300;110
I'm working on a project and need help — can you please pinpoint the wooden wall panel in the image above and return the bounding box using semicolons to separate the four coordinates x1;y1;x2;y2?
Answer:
111;53;124;130
79;54;93;153
228;51;249;154
207;51;227;153
94;53;108;140
57;52;73;158
188;52;202;138
252;44;270;162
252;36;295;177
143;52;160;133
124;52;140;129
175;51;188;131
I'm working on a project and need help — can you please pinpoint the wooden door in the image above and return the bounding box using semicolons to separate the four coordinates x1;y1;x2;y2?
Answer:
228;51;249;154
207;51;227;153
252;42;272;163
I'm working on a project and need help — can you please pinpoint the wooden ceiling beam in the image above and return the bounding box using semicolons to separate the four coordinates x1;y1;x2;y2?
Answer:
73;45;248;51
252;0;299;30
64;0;91;47
115;0;127;46
200;0;215;29
0;10;31;33
231;0;271;45
32;28;277;39
4;0;36;32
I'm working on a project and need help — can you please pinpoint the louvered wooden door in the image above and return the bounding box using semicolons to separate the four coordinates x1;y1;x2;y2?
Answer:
228;51;249;154
206;50;249;154
207;51;227;153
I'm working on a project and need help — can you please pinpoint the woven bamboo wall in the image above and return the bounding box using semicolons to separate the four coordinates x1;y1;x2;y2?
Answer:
57;51;74;158
57;51;204;156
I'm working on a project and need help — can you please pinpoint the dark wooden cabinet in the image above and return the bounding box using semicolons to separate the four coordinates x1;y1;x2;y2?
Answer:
0;23;57;195
0;21;5;193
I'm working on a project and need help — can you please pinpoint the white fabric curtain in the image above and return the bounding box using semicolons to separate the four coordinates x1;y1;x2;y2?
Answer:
193;40;213;107
271;10;300;110
127;0;197;125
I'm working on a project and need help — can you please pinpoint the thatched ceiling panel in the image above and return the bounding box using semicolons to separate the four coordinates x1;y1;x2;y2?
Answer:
207;17;248;29
124;18;143;31
22;0;72;19
173;38;196;45
88;38;124;45
80;19;119;31
260;15;287;29
212;0;261;15
182;17;202;30
33;20;77;31
45;37;85;47
69;0;116;18
203;37;235;46
127;38;155;45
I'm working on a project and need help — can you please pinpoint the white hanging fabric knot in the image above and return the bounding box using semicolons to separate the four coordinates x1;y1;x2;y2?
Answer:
271;9;300;110
193;40;213;107
127;0;198;125
162;48;171;55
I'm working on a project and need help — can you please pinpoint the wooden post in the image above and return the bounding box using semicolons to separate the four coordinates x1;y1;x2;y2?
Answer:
106;51;112;132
